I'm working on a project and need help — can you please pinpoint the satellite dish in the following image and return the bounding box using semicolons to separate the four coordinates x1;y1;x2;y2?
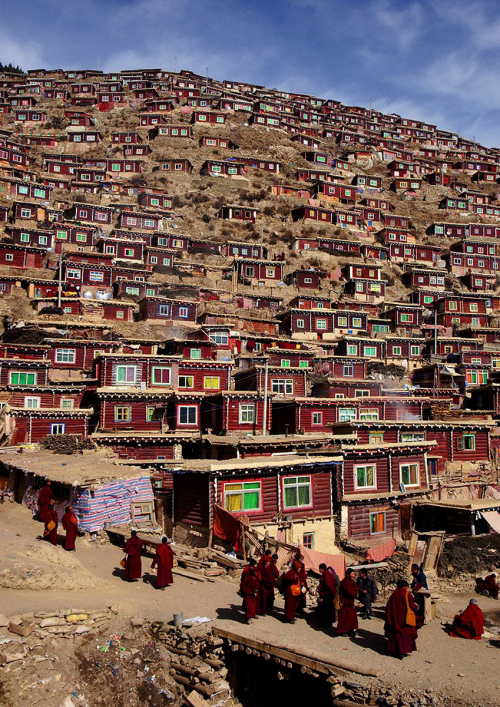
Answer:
437;259;446;268
83;291;93;298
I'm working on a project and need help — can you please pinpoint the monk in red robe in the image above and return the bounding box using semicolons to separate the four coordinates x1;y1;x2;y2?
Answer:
43;499;58;546
124;530;143;581
61;505;78;551
151;537;174;589
450;599;484;640
38;481;53;523
317;563;340;627
483;574;499;599
240;559;261;623
293;552;308;615
257;551;279;615
282;565;302;624
385;579;419;657
336;568;359;637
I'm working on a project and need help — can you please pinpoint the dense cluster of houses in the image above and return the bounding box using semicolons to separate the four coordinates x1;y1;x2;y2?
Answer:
0;65;500;552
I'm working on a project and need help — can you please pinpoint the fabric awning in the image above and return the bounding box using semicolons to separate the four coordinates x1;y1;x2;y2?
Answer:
481;510;500;533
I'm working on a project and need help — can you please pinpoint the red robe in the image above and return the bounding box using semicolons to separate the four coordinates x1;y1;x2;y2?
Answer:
282;568;301;622
483;574;499;599
43;508;58;546
293;558;308;613
38;485;53;523
336;576;359;635
124;536;143;580
385;587;419;656
151;543;174;588
318;568;339;625
62;510;78;550
240;569;260;620
257;556;279;615
450;604;484;640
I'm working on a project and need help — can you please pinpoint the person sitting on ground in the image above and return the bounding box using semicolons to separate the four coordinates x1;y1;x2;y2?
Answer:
357;568;378;620
384;579;419;658
449;599;484;640
317;563;340;627
483;573;499;599
410;563;428;591
240;558;261;624
336;568;359;637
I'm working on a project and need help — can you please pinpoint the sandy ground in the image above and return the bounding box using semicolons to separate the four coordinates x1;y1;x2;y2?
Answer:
1;501;500;706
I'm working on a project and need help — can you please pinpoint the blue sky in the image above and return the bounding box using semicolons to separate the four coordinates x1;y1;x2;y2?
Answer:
2;0;500;147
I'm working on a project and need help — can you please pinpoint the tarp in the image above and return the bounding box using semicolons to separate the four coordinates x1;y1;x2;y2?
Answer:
298;545;346;580
366;538;397;563
481;511;500;534
213;504;241;550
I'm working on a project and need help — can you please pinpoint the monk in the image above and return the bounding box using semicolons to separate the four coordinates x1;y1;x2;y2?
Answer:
38;480;53;523
292;552;308;615
450;599;484;640
282;564;302;624
124;530;143;581
483;573;499;599
336;568;359;637
257;550;279;615
385;579;419;658
43;498;58;546
151;537;174;590
317;563;340;627
61;505;78;551
240;559;261;624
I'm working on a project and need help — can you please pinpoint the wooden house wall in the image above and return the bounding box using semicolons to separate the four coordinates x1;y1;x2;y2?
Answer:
174;474;211;527
348;503;400;539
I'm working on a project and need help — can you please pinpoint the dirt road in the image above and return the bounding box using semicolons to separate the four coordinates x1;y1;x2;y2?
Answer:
1;502;500;706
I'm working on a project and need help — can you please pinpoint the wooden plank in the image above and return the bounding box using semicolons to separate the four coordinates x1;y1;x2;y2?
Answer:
186;691;210;707
173;567;206;582
213;627;383;677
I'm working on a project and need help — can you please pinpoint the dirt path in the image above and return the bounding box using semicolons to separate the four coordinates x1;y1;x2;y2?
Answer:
1;502;500;706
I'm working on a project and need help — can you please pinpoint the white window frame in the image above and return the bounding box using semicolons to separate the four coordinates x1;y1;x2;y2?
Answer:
239;403;255;424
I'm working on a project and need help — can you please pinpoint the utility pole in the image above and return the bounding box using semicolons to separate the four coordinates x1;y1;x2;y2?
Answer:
262;359;269;435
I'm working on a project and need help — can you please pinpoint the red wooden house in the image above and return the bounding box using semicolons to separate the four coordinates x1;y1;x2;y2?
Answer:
217;205;258;223
0;243;45;269
138;296;198;324
71;202;114;227
158;159;193;174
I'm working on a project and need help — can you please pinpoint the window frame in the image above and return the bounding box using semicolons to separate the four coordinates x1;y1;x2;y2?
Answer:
354;463;377;490
282;475;313;510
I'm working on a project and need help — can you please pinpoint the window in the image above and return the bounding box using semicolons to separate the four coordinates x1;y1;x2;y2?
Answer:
299;360;309;368
159;305;170;316
5;254;13;262
224;481;261;512
10;372;36;385
348;344;358;355
359;408;379;421
179;307;189;318
410;345;420;356
283;476;312;509
178;405;197;425
316;319;327;330
272;379;293;395
151;366;171;385
355;464;376;489
39;236;48;245
190;349;202;360
20;208;31;218
209;332;229;346
89;271;104;282
116;365;137;385
370;512;386;534
400;463;419;487
364;346;376;357
239;404;255;423
20;233;30;243
343;364;354;377
470;303;478;312
302;533;314;550
24;397;40;409
312;412;323;425
338;318;348;328
339;407;356;422
296;319;305;329
369;432;384;444
204;376;220;390
281;360;291;368
174;373;194;389
61;399;74;410
401;432;425;442
55;348;76;364
115;406;131;422
352;317;362;328
400;313;413;323
50;423;65;435
124;248;135;257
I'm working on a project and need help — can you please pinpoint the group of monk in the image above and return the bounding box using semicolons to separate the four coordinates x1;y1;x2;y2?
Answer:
238;551;493;658
37;481;78;551
123;531;175;590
